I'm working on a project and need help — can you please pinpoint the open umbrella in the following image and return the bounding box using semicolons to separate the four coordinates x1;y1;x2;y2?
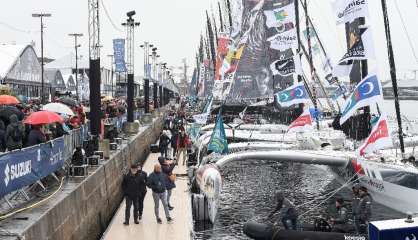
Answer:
0;95;20;105
101;96;113;102
58;97;78;107
0;106;24;125
42;103;75;116
24;111;64;125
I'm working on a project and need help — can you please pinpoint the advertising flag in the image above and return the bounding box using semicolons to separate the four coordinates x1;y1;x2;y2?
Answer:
332;0;369;25
208;111;229;154
340;74;383;124
264;3;296;29
267;30;298;51
270;54;302;76
275;82;310;107
288;108;313;132
113;39;127;72
358;114;392;156
331;85;348;101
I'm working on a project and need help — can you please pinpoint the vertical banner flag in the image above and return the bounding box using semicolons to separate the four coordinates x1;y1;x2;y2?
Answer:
113;39;127;72
332;0;369;25
197;64;206;97
264;2;297;51
340;74;383;124
208;111;229;154
275;81;310;107
358;114;392;156
193;96;213;125
288;108;313;132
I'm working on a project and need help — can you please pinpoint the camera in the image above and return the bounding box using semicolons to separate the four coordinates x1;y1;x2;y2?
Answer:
127;11;136;18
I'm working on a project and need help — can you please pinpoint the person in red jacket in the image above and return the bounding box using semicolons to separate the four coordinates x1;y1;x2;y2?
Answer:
176;131;189;166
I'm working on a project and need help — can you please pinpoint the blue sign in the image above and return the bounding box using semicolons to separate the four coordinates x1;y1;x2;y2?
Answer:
0;137;65;198
113;39;127;72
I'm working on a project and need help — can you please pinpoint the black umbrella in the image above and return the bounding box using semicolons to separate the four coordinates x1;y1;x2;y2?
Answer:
0;106;25;125
58;97;79;107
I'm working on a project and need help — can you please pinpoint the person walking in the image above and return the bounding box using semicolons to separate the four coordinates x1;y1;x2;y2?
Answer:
158;157;176;210
136;165;148;220
354;186;372;234
5;114;25;151
147;164;173;224
176;131;190;166
171;130;178;160
159;129;171;158
268;192;298;230
122;164;143;225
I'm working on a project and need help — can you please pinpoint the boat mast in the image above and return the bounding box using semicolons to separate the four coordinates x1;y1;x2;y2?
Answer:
380;0;406;157
304;0;320;130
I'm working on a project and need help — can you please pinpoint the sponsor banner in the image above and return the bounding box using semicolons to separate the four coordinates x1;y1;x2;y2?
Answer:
275;81;311;107
0;137;65;198
208;112;229;154
113;39;127;72
340;74;383;124
358;114;392;156
267;30;298;51
337;28;375;64
288;108;313;132
270;54;302;77
197;64;206;97
264;3;295;29
332;0;369;25
215;36;231;81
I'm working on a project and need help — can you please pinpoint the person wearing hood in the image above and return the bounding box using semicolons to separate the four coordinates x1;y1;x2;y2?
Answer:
5;114;25;151
268;192;298;230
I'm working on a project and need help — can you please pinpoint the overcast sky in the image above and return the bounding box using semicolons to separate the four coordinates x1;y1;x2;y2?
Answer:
1;0;418;81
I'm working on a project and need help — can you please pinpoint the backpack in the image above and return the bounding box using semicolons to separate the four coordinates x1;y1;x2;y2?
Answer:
11;127;22;142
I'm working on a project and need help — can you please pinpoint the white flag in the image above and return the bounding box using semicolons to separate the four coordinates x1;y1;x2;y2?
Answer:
332;0;370;25
268;30;298;51
264;3;295;28
357;114;392;156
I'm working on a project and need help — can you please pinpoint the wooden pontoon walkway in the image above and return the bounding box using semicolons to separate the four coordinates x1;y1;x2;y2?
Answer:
102;153;192;240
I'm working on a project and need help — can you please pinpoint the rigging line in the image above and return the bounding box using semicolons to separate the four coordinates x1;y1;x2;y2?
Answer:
0;22;38;34
100;0;123;33
393;0;418;66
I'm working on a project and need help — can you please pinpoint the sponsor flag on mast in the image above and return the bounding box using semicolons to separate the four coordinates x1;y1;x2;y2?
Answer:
332;0;370;25
208;110;229;154
340;74;383;125
357;114;392;156
275;82;310;107
288;108;313;132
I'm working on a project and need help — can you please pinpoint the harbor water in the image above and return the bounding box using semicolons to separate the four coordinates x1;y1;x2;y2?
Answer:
194;160;404;240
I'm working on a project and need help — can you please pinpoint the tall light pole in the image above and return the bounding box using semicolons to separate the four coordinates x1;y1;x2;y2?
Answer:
107;54;114;97
122;11;140;123
140;42;153;114
32;13;51;104
68;33;83;100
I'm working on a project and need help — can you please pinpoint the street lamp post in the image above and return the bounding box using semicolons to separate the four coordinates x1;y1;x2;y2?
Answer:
122;11;140;123
68;33;83;100
140;42;153;114
32;13;51;104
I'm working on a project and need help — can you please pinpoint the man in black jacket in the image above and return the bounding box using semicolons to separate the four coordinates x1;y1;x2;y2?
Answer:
137;165;147;220
122;164;145;225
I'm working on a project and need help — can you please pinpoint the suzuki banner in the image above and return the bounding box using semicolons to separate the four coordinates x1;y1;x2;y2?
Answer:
0;137;65;198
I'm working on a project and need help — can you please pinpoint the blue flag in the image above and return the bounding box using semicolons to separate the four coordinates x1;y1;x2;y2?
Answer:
113;39;127;72
275;82;310;107
340;74;383;124
208;111;229;154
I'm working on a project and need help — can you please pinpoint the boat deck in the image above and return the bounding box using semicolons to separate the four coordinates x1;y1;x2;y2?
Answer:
102;153;192;240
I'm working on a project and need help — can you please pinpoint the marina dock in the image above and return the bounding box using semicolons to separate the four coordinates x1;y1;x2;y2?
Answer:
102;153;193;240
